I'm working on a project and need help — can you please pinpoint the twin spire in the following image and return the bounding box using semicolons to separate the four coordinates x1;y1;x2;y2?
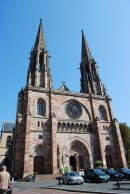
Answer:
26;19;107;97
26;19;52;89
34;18;46;50
80;30;106;96
81;30;93;62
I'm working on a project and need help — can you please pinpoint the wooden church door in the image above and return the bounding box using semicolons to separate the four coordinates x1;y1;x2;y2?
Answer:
34;156;44;174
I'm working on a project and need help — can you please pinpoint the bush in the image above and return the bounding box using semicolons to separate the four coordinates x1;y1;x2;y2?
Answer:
95;160;103;167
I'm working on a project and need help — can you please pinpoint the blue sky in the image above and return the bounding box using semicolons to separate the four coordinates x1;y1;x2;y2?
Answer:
0;0;130;128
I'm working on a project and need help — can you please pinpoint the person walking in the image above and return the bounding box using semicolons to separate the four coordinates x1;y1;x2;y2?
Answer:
0;166;10;194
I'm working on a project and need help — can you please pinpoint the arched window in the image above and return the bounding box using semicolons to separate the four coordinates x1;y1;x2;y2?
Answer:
67;123;70;129
38;121;40;127
71;123;75;130
76;123;79;130
62;122;66;130
88;124;92;132
37;98;46;116
99;105;107;121
41;122;44;128
38;53;44;72
58;122;61;130
84;124;87;131
80;123;83;131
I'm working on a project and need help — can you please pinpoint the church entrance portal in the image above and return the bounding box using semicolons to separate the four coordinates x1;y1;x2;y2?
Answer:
68;140;89;171
70;156;76;171
69;155;84;171
78;155;84;169
105;155;113;169
34;156;44;174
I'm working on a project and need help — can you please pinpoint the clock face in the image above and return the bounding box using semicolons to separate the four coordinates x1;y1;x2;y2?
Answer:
65;100;82;119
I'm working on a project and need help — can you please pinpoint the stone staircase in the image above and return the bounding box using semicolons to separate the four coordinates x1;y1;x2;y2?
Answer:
36;174;62;181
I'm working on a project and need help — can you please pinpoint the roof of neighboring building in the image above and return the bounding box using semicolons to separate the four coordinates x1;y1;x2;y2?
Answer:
2;122;15;132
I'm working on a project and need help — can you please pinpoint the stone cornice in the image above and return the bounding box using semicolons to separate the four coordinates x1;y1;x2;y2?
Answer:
24;86;111;101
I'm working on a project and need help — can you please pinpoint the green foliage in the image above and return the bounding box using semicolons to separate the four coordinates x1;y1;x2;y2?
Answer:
64;166;69;173
95;160;103;167
119;123;130;162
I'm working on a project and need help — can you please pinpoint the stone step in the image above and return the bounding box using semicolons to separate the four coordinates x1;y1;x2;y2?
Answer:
36;174;62;181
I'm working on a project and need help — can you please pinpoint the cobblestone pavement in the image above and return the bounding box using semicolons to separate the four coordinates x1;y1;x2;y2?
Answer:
12;188;95;194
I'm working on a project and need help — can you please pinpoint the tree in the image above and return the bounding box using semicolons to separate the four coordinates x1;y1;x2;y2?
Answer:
119;123;130;166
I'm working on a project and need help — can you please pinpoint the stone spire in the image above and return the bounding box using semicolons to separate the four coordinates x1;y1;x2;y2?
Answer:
81;30;93;63
26;19;52;89
34;18;46;50
80;31;106;96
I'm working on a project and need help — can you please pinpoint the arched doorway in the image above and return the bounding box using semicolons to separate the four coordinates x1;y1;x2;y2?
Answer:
78;155;84;169
34;156;44;174
62;138;92;171
105;145;113;169
105;155;113;169
69;155;84;171
69;143;85;171
69;156;76;171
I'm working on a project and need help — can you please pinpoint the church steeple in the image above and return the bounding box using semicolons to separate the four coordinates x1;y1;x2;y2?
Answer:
34;18;46;50
80;30;106;96
81;30;93;63
26;19;52;89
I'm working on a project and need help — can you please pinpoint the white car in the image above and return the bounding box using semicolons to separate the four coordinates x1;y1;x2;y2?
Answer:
61;171;84;185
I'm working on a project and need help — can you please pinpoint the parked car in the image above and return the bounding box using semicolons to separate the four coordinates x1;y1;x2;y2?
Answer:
103;169;124;181
116;168;130;179
84;168;110;183
61;171;84;185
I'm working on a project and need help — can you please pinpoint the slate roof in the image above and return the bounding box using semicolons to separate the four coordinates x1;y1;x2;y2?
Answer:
2;122;15;132
58;83;70;92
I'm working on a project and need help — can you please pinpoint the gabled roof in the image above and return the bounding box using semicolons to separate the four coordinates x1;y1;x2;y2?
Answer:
58;83;70;92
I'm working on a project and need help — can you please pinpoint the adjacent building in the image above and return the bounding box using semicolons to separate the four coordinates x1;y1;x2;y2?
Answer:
13;19;127;180
0;122;15;173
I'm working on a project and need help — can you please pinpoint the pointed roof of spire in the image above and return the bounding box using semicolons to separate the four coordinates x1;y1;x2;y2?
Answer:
34;19;46;49
81;30;93;62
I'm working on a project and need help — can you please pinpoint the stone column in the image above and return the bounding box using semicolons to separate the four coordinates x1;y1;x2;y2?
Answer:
51;115;58;174
23;91;31;177
112;119;127;167
95;117;107;168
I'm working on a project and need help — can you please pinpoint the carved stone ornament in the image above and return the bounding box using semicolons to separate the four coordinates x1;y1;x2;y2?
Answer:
65;100;82;119
95;116;100;121
51;112;56;117
113;118;118;122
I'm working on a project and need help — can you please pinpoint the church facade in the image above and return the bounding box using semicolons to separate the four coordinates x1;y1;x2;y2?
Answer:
13;19;127;179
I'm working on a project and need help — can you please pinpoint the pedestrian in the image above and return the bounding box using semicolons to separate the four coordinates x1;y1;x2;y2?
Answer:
0;166;10;194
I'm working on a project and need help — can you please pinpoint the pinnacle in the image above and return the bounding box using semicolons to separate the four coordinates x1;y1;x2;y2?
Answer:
81;30;93;62
34;19;46;49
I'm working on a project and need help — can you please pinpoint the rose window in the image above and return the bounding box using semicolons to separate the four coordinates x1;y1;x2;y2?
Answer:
65;100;82;119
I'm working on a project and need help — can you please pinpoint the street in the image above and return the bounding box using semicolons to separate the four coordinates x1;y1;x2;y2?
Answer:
12;189;94;194
11;180;130;194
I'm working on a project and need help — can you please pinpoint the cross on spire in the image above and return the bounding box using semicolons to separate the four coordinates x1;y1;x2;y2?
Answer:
62;81;65;85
